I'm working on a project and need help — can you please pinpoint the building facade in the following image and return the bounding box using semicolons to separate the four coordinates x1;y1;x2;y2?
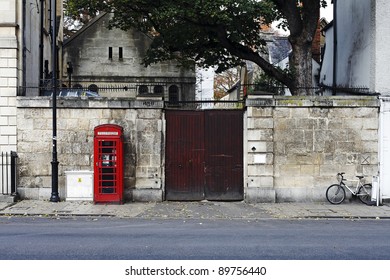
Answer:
0;0;19;153
0;0;61;153
320;0;390;201
62;13;196;101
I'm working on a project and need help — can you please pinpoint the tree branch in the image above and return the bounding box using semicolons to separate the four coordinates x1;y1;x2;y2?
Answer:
272;0;303;39
214;25;294;89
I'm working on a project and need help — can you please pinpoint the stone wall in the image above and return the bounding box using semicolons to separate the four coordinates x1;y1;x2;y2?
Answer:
246;96;379;203
16;97;163;201
16;96;380;203
0;0;18;153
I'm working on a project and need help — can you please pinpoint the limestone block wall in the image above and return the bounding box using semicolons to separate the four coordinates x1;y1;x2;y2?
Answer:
0;1;18;153
16;96;379;203
16;97;163;201
245;104;275;202
246;96;379;203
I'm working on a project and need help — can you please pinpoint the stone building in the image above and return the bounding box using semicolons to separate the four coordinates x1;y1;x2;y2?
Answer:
3;1;390;203
0;0;61;153
1;0;22;153
62;12;196;101
320;0;390;201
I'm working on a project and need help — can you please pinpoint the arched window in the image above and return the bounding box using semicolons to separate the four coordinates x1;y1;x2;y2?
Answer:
88;84;98;93
73;84;83;89
153;85;164;95
169;85;179;104
138;85;149;95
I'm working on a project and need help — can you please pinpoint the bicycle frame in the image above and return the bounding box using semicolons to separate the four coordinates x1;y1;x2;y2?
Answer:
327;172;372;205
340;180;363;195
338;174;365;195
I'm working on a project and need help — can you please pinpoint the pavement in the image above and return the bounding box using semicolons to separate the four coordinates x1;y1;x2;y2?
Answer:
1;199;390;220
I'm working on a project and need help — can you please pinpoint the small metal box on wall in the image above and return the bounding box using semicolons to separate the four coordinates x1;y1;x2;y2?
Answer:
94;124;124;204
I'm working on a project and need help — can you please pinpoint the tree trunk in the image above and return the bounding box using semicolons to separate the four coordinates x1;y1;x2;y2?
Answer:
272;0;320;96
290;40;313;96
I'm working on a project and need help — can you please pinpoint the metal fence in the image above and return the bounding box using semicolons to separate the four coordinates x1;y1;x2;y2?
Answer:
0;151;18;196
18;79;196;98
18;79;378;97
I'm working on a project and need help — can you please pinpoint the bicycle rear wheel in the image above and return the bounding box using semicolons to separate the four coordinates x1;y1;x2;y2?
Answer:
326;184;346;204
357;184;372;205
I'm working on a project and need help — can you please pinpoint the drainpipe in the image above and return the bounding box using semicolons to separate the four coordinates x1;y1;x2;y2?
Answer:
22;0;27;96
39;0;44;95
332;0;338;95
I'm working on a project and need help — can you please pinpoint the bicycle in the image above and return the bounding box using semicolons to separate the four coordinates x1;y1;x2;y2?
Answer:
326;172;372;205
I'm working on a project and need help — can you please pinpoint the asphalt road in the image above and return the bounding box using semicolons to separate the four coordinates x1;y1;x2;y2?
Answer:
0;217;389;260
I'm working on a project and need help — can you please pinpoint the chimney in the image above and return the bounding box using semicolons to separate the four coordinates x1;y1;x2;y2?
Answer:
312;19;322;63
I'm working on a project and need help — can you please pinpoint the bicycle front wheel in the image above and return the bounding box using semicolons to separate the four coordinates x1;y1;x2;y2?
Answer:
358;184;372;205
326;184;346;204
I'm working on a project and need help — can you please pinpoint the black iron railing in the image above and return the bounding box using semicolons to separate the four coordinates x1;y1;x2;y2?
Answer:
0;151;18;196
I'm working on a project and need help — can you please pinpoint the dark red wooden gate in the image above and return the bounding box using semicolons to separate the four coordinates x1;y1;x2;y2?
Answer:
165;110;243;201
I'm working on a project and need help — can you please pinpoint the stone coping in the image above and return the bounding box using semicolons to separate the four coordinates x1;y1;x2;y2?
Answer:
18;95;380;109
246;95;379;107
16;97;164;109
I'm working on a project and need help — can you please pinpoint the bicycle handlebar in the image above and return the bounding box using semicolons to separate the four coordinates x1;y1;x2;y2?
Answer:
337;172;345;182
337;172;364;182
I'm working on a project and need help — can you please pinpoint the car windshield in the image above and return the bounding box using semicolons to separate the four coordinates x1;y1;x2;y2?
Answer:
43;89;100;97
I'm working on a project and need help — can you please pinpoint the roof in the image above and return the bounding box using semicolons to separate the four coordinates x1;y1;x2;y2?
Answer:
266;36;291;64
63;12;108;47
322;20;334;32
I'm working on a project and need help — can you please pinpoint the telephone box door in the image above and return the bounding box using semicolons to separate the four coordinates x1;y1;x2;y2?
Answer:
94;124;124;203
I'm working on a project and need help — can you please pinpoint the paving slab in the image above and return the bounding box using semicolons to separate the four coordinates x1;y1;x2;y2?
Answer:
0;200;389;220
136;201;273;220
258;202;390;219
0;202;13;211
0;200;156;218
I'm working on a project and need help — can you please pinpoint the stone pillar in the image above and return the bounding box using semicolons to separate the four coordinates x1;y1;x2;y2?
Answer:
0;1;18;152
245;98;276;202
132;98;164;201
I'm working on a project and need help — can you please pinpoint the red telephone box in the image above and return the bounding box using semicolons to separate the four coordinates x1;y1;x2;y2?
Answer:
94;124;124;204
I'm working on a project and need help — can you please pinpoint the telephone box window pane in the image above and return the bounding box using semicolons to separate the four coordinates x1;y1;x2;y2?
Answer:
94;124;124;203
98;140;117;194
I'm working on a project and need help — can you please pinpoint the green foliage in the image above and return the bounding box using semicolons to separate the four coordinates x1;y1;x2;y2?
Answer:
252;72;285;95
64;0;328;95
65;0;279;68
64;0;105;21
